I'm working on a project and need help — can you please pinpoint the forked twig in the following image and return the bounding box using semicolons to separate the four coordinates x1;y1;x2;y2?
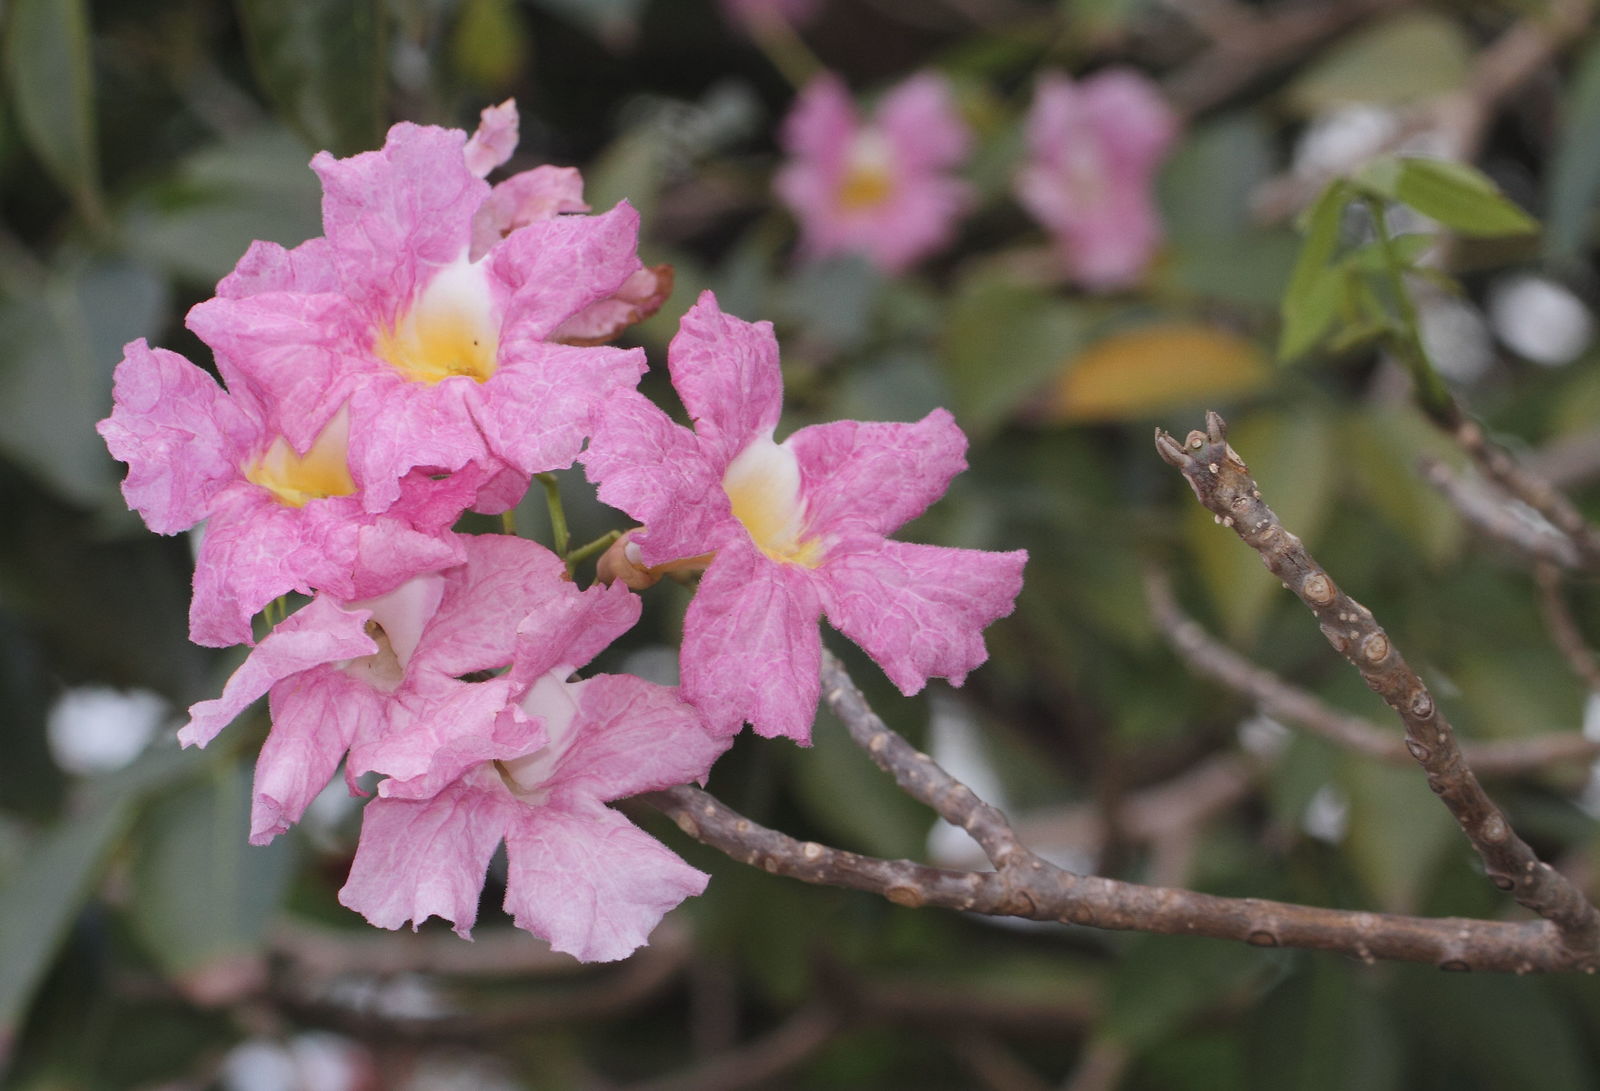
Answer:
1155;411;1600;962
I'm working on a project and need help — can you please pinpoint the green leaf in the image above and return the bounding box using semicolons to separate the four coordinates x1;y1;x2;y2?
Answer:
128;765;298;992
1247;961;1402;1091
1357;157;1538;237
792;701;934;861
1283;10;1471;116
0;256;169;505
1338;754;1456;913
1279;181;1351;361
236;0;386;156
1544;35;1600;262
120;125;324;285
2;0;101;219
0;745;198;1064
938;271;1093;436
1104;932;1280;1050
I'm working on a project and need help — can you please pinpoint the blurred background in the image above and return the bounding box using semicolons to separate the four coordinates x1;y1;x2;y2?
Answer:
6;0;1600;1087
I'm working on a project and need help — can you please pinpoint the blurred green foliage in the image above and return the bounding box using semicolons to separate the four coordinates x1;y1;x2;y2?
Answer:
4;0;1600;1088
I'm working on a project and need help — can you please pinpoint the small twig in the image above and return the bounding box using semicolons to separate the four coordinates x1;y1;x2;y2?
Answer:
1155;411;1600;962
1419;458;1582;570
1446;419;1600;570
1535;562;1600;693
1146;564;1600;773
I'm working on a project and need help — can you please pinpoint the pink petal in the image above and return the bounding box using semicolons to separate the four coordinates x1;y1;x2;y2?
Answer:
97;340;254;535
252;665;390;844
788;408;968;539
582;389;731;568
878;71;969;171
357;680;535;787
469;165;589;260
312;123;486;289
546;674;724;802
490;203;649;341
464;99;519;179
474;341;647;478
819;539;1026;695
780;74;856;164
345;372;488;511
216;237;340;299
180;595;376;748
503;800;708;962
408;535;570;677
339;772;516;938
666;291;784;463
681;539;822;740
508;579;641;685
551;264;675;346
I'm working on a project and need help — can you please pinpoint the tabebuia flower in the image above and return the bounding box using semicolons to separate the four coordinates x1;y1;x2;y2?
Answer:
96;340;472;647
775;71;972;273
1014;69;1178;292
337;537;725;961
584;291;1027;742
186;110;659;515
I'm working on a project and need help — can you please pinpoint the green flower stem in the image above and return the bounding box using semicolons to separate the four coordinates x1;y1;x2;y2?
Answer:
1363;194;1458;427
535;472;569;557
748;13;823;90
500;509;518;536
565;529;622;571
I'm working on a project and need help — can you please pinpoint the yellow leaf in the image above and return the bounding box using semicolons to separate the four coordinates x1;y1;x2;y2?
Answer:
1050;323;1268;422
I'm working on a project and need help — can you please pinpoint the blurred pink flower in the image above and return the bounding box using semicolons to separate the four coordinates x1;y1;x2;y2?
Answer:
337;540;723;961
97;340;472;647
1015;69;1178;291
775;72;972;273
584;291;1027;742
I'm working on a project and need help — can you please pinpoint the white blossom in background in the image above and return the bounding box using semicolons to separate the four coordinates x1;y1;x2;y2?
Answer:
1576;693;1600;820
1487;274;1595;368
1419;291;1494;384
926;693;1011;867
1236;710;1290;760
1302;783;1350;844
1293;105;1400;177
46;685;167;775
219;1033;370;1091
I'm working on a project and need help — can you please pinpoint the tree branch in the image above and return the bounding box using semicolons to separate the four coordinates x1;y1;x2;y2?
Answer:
1145;563;1600;774
1155;410;1600;963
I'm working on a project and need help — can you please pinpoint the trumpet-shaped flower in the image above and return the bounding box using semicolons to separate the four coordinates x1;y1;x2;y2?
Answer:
584;292;1027;741
177;535;620;845
1014;69;1178;292
187;119;653;514
97;339;473;647
775;72;972;274
338;539;724;962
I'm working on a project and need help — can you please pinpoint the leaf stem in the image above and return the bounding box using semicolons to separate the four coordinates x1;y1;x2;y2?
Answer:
1362;194;1456;427
535;472;569;557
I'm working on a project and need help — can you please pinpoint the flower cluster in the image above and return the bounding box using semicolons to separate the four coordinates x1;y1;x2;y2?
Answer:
99;102;1025;961
775;67;1178;289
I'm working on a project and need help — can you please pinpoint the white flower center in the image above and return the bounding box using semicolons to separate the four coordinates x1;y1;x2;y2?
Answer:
721;436;823;567
373;256;499;384
499;669;586;799
244;407;355;508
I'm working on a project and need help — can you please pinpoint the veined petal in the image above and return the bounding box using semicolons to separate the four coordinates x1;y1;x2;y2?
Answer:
490;203;648;341
666;292;783;461
97;340;254;535
408;535;572;678
546;674;724;802
180;595;376;748
464;98;519;178
681;539;823;740
469;165;588;260
474;341;646;478
787;408;968;538
820;539;1026;695
504;800;708;962
339;775;515;938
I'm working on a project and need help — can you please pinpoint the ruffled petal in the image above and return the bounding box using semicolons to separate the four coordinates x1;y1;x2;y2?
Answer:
474;342;646;477
666;291;783;462
490;202;648;341
546;673;724;802
788;408;968;539
180;595;376;748
819;539;1026;695
338;772;515;938
680;539;822;740
97;340;254;536
504;800;707;962
408;534;571;677
469;165;588;260
464;99;519;178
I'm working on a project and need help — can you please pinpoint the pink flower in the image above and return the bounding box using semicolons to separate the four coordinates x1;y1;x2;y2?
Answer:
337;541;724;961
178;535;594;844
187;120;652;514
96;340;472;647
775;72;972;274
584;292;1027;741
1014;69;1178;292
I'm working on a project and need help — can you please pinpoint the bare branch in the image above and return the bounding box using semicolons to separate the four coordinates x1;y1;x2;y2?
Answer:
1447;418;1600;570
1535;562;1600;693
646;782;1597;972
1155;411;1600;962
1146;564;1600;774
1419;458;1583;570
